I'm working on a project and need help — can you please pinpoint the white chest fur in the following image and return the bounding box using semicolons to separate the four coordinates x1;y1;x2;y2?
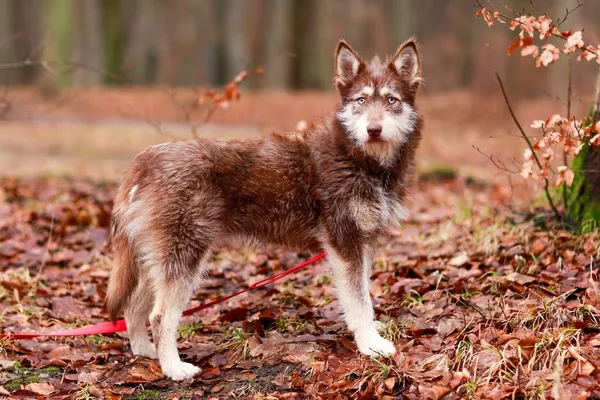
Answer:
349;188;408;232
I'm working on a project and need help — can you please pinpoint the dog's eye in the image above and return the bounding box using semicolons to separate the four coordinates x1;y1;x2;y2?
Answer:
356;97;366;105
387;97;398;104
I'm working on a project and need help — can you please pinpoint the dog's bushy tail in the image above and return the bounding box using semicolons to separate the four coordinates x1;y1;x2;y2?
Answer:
106;232;139;321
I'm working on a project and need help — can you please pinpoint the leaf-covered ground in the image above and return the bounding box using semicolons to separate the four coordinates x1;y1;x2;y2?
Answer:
1;174;600;400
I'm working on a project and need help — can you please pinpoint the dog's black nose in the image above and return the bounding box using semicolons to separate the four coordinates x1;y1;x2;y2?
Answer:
367;123;382;138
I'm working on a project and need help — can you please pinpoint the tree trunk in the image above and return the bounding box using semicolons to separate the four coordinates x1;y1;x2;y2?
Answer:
73;0;104;86
262;0;292;89
222;0;248;82
8;0;42;84
101;0;128;85
567;66;600;232
191;0;218;86
292;0;333;89
40;0;74;91
157;0;189;85
123;0;157;84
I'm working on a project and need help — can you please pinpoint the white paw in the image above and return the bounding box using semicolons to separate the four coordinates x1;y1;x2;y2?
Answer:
161;361;201;381
131;340;157;359
356;329;396;357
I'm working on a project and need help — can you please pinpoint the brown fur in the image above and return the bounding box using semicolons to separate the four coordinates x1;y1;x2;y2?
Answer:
106;218;139;320
105;38;423;380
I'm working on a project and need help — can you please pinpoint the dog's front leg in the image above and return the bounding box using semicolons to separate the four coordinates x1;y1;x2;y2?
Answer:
325;245;396;357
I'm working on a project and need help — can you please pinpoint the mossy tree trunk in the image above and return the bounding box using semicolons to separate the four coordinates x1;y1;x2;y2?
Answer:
567;66;600;232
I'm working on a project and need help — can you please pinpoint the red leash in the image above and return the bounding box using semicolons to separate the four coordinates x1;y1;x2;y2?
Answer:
1;252;327;340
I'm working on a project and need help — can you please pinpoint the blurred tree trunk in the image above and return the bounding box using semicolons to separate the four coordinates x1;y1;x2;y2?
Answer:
263;0;293;89
567;66;600;232
222;0;248;81
0;1;18;85
101;0;128;84
42;0;74;89
245;0;266;89
389;0;413;44
292;0;333;89
347;0;368;54
157;0;189;85
191;0;218;86
548;0;572;97
8;0;42;84
452;2;475;90
73;0;104;86
124;0;157;84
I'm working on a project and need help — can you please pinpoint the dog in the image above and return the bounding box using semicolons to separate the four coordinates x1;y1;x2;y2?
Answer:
106;38;423;381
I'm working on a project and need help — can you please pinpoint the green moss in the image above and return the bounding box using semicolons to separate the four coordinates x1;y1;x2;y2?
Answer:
3;375;39;392
41;366;61;374
567;143;600;233
122;388;164;400
418;164;458;182
178;321;203;340
137;389;162;400
2;364;63;392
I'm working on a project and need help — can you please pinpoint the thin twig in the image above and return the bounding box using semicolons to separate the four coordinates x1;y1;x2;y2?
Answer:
473;145;520;173
556;0;584;26
563;59;573;212
495;72;561;220
595;65;600;124
27;209;55;299
474;0;597;57
0;59;130;84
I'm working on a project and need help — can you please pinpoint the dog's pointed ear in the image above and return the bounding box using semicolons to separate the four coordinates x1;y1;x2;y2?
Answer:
390;38;422;88
335;40;362;86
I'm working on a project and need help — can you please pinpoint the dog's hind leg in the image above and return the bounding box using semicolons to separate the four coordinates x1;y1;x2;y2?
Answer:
325;244;396;357
125;274;156;359
148;252;208;381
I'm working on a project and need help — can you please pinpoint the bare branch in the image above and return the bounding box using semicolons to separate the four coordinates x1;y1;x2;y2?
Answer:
495;72;562;220
556;0;584;26
0;59;39;70
473;145;520;173
475;0;597;57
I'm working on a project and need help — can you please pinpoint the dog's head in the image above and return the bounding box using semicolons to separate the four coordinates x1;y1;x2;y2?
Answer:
334;39;422;166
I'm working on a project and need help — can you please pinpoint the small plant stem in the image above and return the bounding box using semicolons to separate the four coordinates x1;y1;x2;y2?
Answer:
595;65;600;124
563;59;572;213
495;72;561;220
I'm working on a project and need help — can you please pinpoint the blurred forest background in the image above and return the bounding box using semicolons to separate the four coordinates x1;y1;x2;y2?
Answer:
0;0;599;179
1;0;599;99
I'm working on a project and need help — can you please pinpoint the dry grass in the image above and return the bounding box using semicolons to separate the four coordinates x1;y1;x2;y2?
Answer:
218;327;251;359
449;293;600;399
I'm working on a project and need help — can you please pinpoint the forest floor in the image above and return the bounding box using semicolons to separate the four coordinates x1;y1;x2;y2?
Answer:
1;89;600;399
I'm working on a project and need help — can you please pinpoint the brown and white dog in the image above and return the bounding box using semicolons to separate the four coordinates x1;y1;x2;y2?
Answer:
106;39;423;380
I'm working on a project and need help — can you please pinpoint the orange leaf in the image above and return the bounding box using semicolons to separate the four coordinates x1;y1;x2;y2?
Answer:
507;38;521;55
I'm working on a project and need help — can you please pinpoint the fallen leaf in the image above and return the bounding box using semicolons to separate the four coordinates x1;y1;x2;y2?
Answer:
384;376;397;391
0;359;15;371
505;272;536;284
24;382;56;396
449;252;469;267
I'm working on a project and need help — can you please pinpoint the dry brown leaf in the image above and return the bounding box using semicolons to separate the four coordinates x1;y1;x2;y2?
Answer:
418;384;452;400
505;272;536;284
384;377;397;391
24;382;56;396
448;251;469;267
128;364;162;382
